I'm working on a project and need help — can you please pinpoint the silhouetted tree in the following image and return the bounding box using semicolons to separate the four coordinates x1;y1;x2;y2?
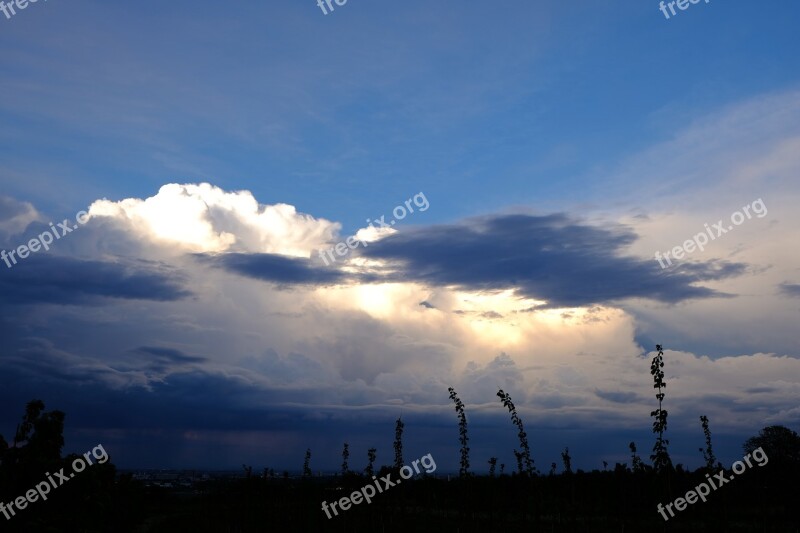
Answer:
650;344;672;472
488;457;497;477
0;399;65;487
699;415;718;470
448;386;470;477
629;441;645;473
365;447;377;476
743;425;800;465
0;400;121;531
513;449;524;475
394;417;404;469
302;448;312;478
497;389;534;475
561;447;573;474
341;443;350;476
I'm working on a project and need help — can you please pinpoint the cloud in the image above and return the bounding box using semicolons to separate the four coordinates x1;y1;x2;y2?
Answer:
595;390;641;403
358;213;746;308
461;353;525;401
0;255;191;305
779;283;800;298
197;252;346;286
135;346;208;364
0;195;42;242
87;183;340;256
745;386;777;394
0;174;796;470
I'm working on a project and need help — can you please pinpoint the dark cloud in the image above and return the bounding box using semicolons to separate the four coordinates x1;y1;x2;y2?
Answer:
136;346;208;364
744;386;777;394
779;283;800;297
0;363;318;434
0;255;191;305
358;214;746;308
197;252;346;286
595;390;640;403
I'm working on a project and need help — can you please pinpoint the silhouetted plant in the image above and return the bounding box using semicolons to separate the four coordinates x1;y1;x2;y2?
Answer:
497;389;534;475
629;441;645;473
650;344;672;472
561;447;572;474
302;448;312;478
242;464;253;479
699;415;718;470
488;457;497;477
448;386;470;477
499;463;505;475
549;462;557;476
394;417;404;469
603;460;608;471
341;442;349;476
513;449;524;475
366;447;377;476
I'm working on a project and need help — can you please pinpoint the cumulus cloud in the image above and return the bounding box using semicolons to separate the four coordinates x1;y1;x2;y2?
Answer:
0;166;797;469
87;183;341;256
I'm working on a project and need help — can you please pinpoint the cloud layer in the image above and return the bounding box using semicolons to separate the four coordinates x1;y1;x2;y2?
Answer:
1;157;798;470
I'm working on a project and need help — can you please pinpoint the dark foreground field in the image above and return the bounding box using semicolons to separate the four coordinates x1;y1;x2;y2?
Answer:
2;402;799;532
2;465;798;532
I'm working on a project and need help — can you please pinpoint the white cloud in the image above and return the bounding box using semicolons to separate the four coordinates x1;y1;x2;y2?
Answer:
87;182;341;256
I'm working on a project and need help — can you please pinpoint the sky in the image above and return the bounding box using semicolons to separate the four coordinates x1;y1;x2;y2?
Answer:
1;0;799;473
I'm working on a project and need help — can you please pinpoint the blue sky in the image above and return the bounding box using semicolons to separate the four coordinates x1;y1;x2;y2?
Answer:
1;1;799;472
